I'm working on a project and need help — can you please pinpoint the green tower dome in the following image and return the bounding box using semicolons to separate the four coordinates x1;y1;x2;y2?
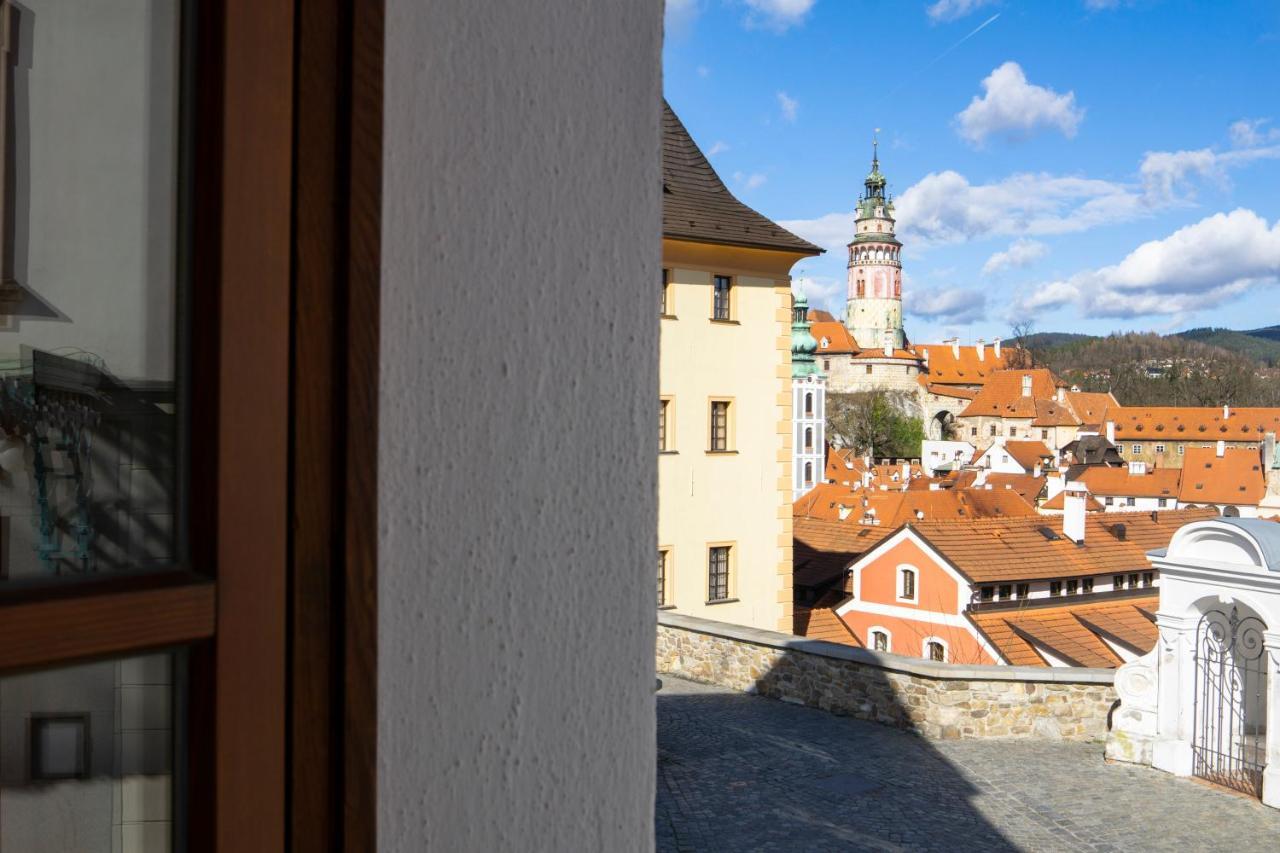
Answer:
791;292;821;378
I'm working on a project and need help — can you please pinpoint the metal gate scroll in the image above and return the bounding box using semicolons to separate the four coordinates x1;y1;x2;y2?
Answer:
1191;607;1268;797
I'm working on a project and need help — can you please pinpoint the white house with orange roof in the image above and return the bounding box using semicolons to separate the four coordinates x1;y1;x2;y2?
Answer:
1105;405;1280;470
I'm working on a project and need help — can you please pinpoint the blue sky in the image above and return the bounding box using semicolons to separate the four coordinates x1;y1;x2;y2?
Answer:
664;0;1280;344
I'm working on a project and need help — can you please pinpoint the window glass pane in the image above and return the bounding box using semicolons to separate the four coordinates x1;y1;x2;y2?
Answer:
0;1;186;585
0;650;180;851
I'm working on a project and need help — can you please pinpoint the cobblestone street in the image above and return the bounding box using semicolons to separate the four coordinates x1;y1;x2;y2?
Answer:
657;676;1280;852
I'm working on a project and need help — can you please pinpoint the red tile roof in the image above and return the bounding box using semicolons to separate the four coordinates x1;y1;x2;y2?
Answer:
1105;407;1280;442
904;508;1217;582
1177;446;1267;506
1040;491;1106;512
1004;440;1055;471
1075;466;1181;499
981;473;1047;505
811;321;858;355
793;516;892;588
970;596;1158;667
960;370;1064;419
915;343;1009;385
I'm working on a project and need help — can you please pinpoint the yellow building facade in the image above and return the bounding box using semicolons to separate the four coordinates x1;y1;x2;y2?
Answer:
658;104;820;631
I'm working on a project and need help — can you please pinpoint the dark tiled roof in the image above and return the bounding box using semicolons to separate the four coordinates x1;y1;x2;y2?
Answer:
663;102;821;255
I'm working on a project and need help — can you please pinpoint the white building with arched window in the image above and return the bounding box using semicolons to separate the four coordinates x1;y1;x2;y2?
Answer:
791;293;826;500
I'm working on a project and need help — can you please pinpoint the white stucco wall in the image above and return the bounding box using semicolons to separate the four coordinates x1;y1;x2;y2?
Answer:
379;1;660;850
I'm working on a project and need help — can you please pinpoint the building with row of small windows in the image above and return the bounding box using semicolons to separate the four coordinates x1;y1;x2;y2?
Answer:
657;102;821;631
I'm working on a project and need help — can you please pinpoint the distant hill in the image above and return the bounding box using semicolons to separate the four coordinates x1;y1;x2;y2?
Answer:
1173;327;1280;366
1021;332;1097;350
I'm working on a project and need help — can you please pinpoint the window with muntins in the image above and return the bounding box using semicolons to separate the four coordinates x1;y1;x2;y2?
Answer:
998;584;1012;601
709;401;729;451
927;641;945;662
659;399;669;451
900;568;916;600
708;546;731;601
712;275;732;320
872;631;889;652
661;268;670;315
1050;581;1063;596
1016;583;1029;600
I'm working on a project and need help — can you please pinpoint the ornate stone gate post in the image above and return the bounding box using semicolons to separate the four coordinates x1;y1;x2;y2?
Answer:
1263;630;1280;809
1151;613;1198;777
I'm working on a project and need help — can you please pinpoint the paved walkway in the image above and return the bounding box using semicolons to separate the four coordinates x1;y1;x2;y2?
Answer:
657;676;1280;852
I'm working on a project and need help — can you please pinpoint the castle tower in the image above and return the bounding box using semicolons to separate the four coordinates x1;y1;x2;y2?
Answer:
844;136;904;350
791;292;826;500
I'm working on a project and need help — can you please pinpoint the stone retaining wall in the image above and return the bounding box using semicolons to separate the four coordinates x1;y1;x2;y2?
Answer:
658;612;1117;741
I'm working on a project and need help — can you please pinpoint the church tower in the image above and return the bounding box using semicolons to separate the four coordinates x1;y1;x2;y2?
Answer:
844;137;904;351
791;292;825;501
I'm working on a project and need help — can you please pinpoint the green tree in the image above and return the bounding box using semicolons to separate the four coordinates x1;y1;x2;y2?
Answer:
827;391;925;459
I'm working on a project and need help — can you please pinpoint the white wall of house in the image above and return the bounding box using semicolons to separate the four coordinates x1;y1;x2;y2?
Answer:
921;440;975;475
974;442;1032;474
380;0;660;848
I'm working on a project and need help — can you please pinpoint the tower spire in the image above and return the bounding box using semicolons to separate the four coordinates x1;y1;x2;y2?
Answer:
872;128;879;171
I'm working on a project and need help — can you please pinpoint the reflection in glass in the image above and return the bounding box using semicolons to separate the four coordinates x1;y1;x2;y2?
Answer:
0;651;177;851
0;1;183;583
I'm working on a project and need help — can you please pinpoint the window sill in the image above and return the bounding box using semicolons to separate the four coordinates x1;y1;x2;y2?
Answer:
657;604;677;611
658;450;679;455
708;318;740;325
705;450;738;456
705;597;739;606
660;313;678;321
895;597;918;605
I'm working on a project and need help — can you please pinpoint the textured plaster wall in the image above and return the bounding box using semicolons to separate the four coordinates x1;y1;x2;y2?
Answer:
379;1;661;849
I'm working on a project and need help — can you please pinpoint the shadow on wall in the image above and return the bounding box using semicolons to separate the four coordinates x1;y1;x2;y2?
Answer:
656;659;1021;851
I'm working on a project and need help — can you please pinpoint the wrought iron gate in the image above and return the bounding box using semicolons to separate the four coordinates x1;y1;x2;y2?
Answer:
1191;607;1268;797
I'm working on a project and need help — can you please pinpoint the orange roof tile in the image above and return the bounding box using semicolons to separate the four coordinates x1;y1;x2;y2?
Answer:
1075;466;1181;498
921;380;979;400
960;370;1064;419
811;321;858;355
1177;446;1267;506
793;516;892;588
823;446;868;486
1065;391;1118;424
1105;406;1280;442
793;604;862;647
793;482;864;521
850;348;920;362
1004;440;1055;471
905;508;1217;583
1032;398;1080;427
981;473;1047;505
915;343;1009;385
969;596;1157;668
806;308;838;323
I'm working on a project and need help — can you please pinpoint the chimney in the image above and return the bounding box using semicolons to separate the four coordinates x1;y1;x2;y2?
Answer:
837;505;853;521
1266;432;1277;468
977;339;986;361
901;461;910;481
993;337;1002;358
1105;421;1116;443
1216;440;1225;458
1223;404;1230;420
947;337;960;359
1056;387;1065;403
1021;374;1033;397
1063;484;1088;545
922;348;930;369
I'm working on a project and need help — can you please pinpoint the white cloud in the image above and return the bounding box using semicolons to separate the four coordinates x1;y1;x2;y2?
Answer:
925;0;996;23
777;91;798;123
792;274;843;313
894;170;1142;246
982;239;1049;274
742;0;816;31
955;62;1084;146
1229;118;1280;148
733;171;767;190
696;65;711;78
781;119;1280;254
707;140;730;156
1139;145;1280;203
904;286;988;324
1016;209;1280;318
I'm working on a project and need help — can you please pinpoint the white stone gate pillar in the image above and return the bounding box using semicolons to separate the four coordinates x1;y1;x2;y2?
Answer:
1152;613;1198;777
1263;631;1280;809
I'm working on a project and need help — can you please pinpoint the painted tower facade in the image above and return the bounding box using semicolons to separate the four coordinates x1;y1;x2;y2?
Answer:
792;293;826;500
844;140;904;351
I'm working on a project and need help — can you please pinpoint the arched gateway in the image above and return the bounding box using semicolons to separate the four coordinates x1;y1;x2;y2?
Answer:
1107;518;1280;806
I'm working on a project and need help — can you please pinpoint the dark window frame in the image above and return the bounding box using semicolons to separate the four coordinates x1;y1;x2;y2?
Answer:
707;546;731;602
712;274;732;320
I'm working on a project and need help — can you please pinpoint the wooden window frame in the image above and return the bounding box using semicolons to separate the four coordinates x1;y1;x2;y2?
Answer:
706;543;733;603
708;398;733;453
711;274;733;321
0;1;383;848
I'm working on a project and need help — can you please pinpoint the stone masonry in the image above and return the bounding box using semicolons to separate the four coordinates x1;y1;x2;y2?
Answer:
658;612;1116;741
